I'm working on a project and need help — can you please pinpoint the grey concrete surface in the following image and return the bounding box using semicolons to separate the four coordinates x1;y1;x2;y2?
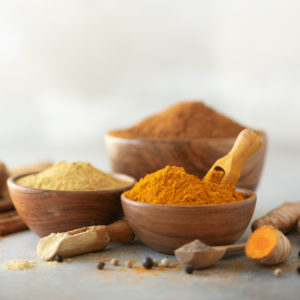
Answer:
0;149;299;300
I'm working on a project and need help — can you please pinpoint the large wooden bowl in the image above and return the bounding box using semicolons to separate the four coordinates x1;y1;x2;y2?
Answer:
7;173;135;237
106;131;267;191
121;189;256;254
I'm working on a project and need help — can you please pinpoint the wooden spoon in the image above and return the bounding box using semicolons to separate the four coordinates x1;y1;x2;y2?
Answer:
175;239;245;269
203;129;262;185
37;220;134;261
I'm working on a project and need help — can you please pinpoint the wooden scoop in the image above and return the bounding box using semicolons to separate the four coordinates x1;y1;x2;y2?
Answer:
37;220;134;261
175;239;245;269
203;129;262;185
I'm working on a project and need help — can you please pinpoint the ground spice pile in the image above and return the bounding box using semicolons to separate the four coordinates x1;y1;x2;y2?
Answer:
110;101;245;140
4;259;37;271
124;166;247;205
17;161;129;191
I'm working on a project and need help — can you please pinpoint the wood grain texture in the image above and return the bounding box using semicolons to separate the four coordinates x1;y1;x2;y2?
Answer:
0;196;15;212
121;190;256;254
0;162;9;196
7;173;135;237
0;210;27;235
106;131;267;191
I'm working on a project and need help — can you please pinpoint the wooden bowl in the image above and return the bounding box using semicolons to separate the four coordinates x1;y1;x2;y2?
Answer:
121;189;256;254
106;131;267;191
7;173;135;237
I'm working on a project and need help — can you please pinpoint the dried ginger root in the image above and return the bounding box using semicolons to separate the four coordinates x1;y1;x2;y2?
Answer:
251;202;300;233
246;225;291;265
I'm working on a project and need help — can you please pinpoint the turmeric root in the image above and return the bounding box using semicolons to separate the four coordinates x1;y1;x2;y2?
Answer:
245;225;291;265
251;202;300;233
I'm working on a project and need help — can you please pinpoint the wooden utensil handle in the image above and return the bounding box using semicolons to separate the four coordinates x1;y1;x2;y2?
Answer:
228;129;262;170
217;243;245;253
107;220;134;243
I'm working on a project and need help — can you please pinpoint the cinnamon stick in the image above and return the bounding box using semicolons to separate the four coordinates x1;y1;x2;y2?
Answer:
0;196;14;212
0;210;27;236
0;162;9;197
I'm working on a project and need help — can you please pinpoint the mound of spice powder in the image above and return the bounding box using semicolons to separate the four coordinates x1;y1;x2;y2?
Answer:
16;161;130;191
124;166;247;205
110;101;245;140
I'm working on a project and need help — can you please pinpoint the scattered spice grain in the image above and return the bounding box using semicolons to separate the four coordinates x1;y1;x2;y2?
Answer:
97;262;105;270
111;258;120;266
153;260;159;267
169;262;178;268
125;260;134;268
185;264;194;274
298;251;300;258
4;259;37;271
274;268;282;277
54;255;63;263
143;257;154;270
160;258;169;267
297;267;300;274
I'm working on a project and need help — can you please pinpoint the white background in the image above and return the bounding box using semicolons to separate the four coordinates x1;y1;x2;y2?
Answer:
0;0;299;168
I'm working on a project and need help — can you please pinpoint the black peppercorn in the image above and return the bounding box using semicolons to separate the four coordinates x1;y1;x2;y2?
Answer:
185;264;194;274
54;255;63;263
97;262;105;270
143;257;154;269
297;266;300;274
298;251;300;258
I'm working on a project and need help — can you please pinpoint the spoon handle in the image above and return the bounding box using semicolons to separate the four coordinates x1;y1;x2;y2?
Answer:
217;243;246;253
222;129;262;184
107;220;135;243
203;129;262;185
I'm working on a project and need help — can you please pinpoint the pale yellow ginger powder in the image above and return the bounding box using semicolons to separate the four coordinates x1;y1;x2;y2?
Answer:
4;259;37;271
16;161;130;191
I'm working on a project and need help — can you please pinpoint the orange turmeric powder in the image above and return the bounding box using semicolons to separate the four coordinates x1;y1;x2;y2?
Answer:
204;168;225;184
124;166;247;205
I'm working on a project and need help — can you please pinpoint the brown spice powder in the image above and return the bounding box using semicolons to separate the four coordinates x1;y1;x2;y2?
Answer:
110;101;245;140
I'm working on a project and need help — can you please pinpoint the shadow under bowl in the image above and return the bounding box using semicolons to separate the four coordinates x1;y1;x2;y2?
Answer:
121;189;256;255
7;173;135;237
106;131;267;191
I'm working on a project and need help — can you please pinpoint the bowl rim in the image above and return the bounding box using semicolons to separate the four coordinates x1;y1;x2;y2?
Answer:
121;187;256;209
7;172;136;194
106;130;266;143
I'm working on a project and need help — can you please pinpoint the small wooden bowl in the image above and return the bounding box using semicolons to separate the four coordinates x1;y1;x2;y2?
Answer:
106;131;267;191
121;189;256;254
7;173;135;237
